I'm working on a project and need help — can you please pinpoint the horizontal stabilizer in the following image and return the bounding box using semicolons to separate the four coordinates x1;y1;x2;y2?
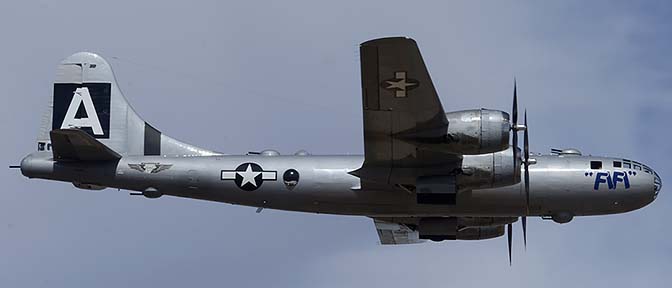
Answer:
50;129;121;161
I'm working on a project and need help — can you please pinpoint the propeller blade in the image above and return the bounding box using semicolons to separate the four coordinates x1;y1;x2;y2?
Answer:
522;216;527;249
512;134;518;172
524;110;530;212
523;110;530;249
510;80;528;256
511;80;519;183
507;223;513;265
512;80;518;125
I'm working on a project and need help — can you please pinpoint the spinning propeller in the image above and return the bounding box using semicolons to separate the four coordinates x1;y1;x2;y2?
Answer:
507;80;531;265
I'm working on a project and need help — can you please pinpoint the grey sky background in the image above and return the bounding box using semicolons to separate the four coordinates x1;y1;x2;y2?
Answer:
1;0;670;287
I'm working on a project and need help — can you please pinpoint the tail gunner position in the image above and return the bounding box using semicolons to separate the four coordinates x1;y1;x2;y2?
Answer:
14;37;661;263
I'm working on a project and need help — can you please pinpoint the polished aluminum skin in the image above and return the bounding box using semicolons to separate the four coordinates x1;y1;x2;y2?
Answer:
16;38;662;248
20;151;658;217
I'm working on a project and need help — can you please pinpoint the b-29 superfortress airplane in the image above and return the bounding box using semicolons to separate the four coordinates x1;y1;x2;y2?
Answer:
14;37;662;263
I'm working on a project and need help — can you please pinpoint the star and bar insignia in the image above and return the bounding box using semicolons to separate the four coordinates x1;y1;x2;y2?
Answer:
221;163;277;191
382;71;419;97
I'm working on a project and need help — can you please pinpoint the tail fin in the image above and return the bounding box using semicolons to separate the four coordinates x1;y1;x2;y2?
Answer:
37;52;220;157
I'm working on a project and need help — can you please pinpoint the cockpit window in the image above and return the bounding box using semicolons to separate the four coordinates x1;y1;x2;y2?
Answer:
623;162;631;169
634;164;642;171
591;161;602;169
613;161;622;168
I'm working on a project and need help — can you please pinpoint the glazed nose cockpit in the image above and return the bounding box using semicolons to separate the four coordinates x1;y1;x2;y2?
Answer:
640;163;662;200
653;170;662;199
614;159;661;201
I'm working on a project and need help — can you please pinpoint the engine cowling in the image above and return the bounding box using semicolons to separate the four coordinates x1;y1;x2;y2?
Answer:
418;217;458;240
458;217;518;227
457;145;520;191
417;217;506;241
443;109;510;154
456;226;505;240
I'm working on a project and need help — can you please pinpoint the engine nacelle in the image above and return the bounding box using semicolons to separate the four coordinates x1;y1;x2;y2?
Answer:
458;216;518;227
456;226;505;240
418;217;457;240
443;109;510;154
457;145;520;191
417;217;506;241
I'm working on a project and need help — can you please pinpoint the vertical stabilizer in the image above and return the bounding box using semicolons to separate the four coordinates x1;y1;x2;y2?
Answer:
37;52;220;157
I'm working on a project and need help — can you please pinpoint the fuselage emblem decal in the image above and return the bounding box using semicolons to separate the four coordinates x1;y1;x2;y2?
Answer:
221;163;277;191
128;163;173;174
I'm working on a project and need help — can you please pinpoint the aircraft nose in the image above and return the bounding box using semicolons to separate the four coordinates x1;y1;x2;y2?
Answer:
653;169;662;200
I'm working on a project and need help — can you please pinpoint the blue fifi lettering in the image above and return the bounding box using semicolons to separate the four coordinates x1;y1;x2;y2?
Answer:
612;171;630;189
594;171;630;190
594;172;613;190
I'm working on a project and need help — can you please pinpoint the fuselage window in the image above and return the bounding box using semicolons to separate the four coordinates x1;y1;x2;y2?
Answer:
590;161;602;170
613;161;622;168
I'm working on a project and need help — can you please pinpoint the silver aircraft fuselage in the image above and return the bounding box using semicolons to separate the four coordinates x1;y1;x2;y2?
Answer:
20;151;659;218
16;43;662;249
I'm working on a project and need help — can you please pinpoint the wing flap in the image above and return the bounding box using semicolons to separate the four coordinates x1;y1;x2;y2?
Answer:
373;218;424;245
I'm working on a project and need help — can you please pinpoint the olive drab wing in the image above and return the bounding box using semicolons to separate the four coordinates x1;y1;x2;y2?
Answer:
354;37;459;186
